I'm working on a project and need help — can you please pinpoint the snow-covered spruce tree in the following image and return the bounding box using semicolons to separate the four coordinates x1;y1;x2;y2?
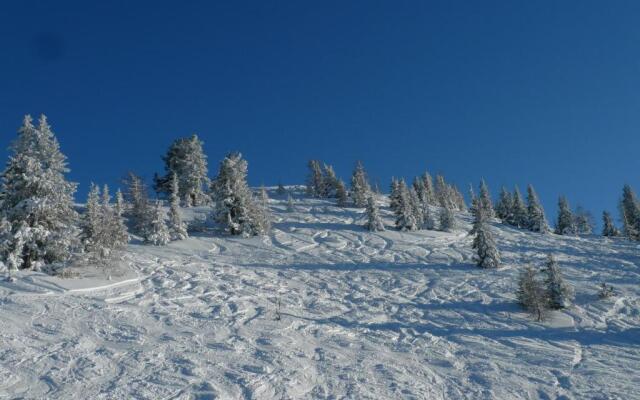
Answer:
413;176;426;205
555;196;576;235
101;185;128;253
516;264;548;321
286;192;295;212
509;187;528;228
495;186;513;222
438;197;455;232
422;171;436;205
81;183;102;251
322;164;339;198
168;173;188;240
422;201;436;230
0;115;79;269
620;184;640;241
478;179;494;218
409;187;424;227
350;161;371;207
602;211;620;237
306;160;325;198
389;178;401;212
451;185;466;211
3;221;30;279
114;189;125;217
0;217;13;278
81;184;128;262
154;134;209;206
469;184;479;221
573;206;594;235
365;195;385;231
395;180;418;231
526;184;549;233
145;201;171;246
335;179;348;207
124;172;153;237
471;202;500;269
210;152;270;236
543;254;573;309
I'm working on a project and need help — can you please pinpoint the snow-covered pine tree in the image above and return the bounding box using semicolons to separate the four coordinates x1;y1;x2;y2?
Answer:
526;184;549;233
409;187;424;227
478;179;494;218
322;164;339;197
471;202;500;269
422;172;436;205
602;211;619;237
0;115;79;269
451;185;466;211
365;195;385;231
434;175;450;209
286;192;295;211
469;183;479;221
0;217;13;278
495;186;513;222
509;187;528;228
422;201;436;230
542;254;573;309
145;201;171;246
124;172;152;237
154;134;209;206
81;183;102;251
619;184;640;241
516;265;548;321
389;178;401;212
395;180;418;231
438;197;455;232
335;179;348;207
573;206;594;235
413;176;426;205
210;152;269;236
350;161;371;207
555;196;576;235
306;160;325;198
168;173;188;240
102;184;128;253
115;189;125;217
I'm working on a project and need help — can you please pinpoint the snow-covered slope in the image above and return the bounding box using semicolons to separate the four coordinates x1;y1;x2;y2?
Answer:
1;188;639;399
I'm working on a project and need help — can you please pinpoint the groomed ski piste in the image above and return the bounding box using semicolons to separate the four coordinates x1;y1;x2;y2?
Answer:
1;187;639;399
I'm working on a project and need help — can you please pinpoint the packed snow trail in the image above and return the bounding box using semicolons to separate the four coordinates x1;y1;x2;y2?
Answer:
1;190;639;399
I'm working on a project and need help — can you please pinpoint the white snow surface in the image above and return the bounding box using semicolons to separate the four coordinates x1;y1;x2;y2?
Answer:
1;188;639;399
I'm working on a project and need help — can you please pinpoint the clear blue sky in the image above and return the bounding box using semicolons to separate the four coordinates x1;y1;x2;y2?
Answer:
1;1;639;226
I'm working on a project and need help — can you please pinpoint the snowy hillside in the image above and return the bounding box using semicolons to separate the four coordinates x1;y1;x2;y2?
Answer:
1;188;639;399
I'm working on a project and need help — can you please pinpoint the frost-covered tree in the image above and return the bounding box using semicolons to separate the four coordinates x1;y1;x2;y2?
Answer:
451;185;466;211
350;161;371;207
543;255;573;309
495;187;513;222
413;176;426;205
365;195;385;232
573;206;594;235
256;185;272;232
472;204;500;269
395;180;418;231
335;179;348;207
422;172;436;205
438;198;455;232
517;265;548;322
619;185;640;241
81;183;102;250
286;193;295;212
322;164;339;198
146;201;171;246
306;160;325;198
409;187;424;227
478;179;494;218
555;196;576;235
81;184;128;261
526;184;549;233
509;187;528;228
124;172;152;237
469;184;479;221
168;173;188;240
389;178;401;212
114;189;125;217
0;115;79;269
602;211;619;237
154;134;209;206
422;201;436;230
210;152;270;236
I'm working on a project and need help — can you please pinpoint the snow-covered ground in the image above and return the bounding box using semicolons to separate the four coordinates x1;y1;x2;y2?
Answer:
1;188;639;399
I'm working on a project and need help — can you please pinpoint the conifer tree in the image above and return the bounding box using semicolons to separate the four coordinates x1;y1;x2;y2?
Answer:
0;115;79;269
509;187;528;228
98;184;128;258
168;173;188;240
389;178;401;212
438;197;455;232
495;186;513;222
478;179;494;218
322;164;339;197
409;187;424;227
422;201;436;230
115;189;125;217
286;193;295;212
276;182;287;196
434;175;451;209
543;255;573;309
413;176;426;204
306;160;324;198
422;172;436;205
146;201;171;246
256;185;272;232
469;184;479;221
619;185;640;241
350;161;371;207
365;195;385;232
335;179;348;207
602;211;619;237
526;184;549;233
395;180;418;231
573;206;594;235
124;172;152;237
555;196;576;235
154;134;209;206
82;183;102;251
517;265;548;321
471;203;500;269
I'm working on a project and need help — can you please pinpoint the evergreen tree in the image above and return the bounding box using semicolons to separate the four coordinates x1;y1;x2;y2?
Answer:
168;173;188;240
286;193;295;212
210;152;270;236
478;179;494;218
573;206;594;235
619;184;640;241
434;175;451;209
350;161;371;207
451;185;467;211
438;197;455;232
413;176;426;205
81;183;102;251
0;115;79;269
335;179;348;207
469;184;479;221
389;178;401;212
602;211;620;237
97;184;128;258
495;186;513;222
276;182;287;196
124;172;152;237
526;184;549;233
114;189;125;217
422;201;436;230
322;164;339;197
256;185;272;233
365;195;385;231
146;201;171;246
471;204;500;269
555;196;576;235
394;180;418;231
306;160;324;198
517;265;549;321
509;187;528;228
408;187;424;226
422;172;436;205
543;255;573;309
154;134;209;206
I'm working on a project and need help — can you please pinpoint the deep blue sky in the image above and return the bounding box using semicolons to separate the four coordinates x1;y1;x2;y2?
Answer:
1;1;639;226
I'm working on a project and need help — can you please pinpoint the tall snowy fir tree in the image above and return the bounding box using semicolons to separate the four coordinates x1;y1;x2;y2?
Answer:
394;180;418;231
81;183;102;251
471;185;500;269
478;179;494;218
335;179;348;207
101;184;129;254
0;115;79;269
413;176;426;205
389;178;401;212
495;187;513;222
322;164;339;197
619;184;640;241
526;184;549;233
602;211;619;237
306;160;325;198
114;189;125;217
408;187;424;227
543;254;573;309
350;161;371;207
154;134;209;206
210;153;270;236
421;171;436;205
438;198;455;232
365;195;385;232
124;172;152;238
286;193;295;212
517;264;548;321
573;206;594;235
146;201;171;246
555;196;576;235
509;187;528;228
469;184;479;221
168;173;188;240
